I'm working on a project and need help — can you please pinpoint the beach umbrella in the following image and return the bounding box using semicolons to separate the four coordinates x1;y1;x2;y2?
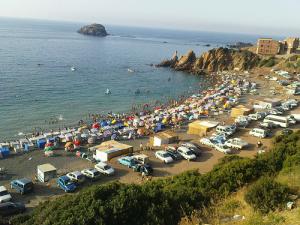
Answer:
100;120;108;127
92;123;100;129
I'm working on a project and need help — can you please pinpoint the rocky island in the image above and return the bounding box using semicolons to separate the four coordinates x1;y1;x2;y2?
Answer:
78;23;108;37
157;47;261;74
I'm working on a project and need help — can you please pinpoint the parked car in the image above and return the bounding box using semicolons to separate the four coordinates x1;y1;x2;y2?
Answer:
259;122;278;129
200;138;215;147
57;176;77;192
166;147;182;160
0;202;25;216
155;151;174;163
268;108;283;115
177;146;196;161
10;178;34;195
235;116;250;127
81;153;96;163
117;156;137;168
66;171;85;184
249;128;269;138
81;168;101;181
214;143;232;154
287;116;297;125
215;125;235;136
133;164;153;176
94;162;115;175
248;113;264;121
225;138;248;150
180;142;202;156
0;186;12;203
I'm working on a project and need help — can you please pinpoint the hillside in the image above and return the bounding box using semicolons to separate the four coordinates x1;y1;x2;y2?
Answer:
157;47;300;74
8;131;300;225
157;47;261;74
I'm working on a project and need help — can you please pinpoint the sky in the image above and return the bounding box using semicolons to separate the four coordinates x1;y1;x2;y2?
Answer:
0;0;300;36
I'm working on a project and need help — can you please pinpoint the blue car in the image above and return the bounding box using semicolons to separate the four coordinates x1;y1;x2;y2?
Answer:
57;176;77;192
117;156;137;168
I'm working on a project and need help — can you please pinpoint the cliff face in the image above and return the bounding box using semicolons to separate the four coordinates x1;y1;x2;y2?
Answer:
157;47;261;74
78;23;108;37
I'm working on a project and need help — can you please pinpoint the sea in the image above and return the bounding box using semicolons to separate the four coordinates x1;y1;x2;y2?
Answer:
0;18;262;140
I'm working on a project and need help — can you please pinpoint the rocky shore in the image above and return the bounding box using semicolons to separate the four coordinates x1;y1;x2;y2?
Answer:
157;47;261;74
78;23;108;37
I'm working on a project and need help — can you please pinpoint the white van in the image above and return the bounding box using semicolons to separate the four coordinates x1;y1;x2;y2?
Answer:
249;128;269;138
132;154;150;165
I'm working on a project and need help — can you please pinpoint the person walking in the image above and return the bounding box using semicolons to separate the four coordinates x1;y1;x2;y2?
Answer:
139;142;143;151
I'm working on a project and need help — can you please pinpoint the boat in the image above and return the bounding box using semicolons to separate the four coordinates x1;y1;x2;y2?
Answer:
70;66;76;71
134;89;141;95
105;89;111;95
127;68;134;73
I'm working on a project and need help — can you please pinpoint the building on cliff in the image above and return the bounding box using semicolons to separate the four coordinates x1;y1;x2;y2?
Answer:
256;37;300;56
282;37;300;54
256;38;280;55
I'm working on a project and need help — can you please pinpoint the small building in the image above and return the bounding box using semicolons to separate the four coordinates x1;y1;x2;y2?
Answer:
37;164;57;183
187;120;219;136
150;131;178;147
283;37;300;54
90;140;133;162
231;105;254;118
256;38;280;55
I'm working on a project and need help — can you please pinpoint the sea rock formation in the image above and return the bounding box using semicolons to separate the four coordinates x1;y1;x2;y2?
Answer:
157;47;261;74
78;23;108;37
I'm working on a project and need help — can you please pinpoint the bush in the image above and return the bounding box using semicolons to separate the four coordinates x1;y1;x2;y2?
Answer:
259;57;276;67
245;177;289;214
283;152;300;169
12;131;300;225
264;58;276;67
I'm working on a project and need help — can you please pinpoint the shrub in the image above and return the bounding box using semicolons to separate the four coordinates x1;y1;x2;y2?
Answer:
245;177;289;214
12;131;300;225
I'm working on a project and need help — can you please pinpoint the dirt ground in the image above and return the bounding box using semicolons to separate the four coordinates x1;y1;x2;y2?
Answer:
0;70;299;210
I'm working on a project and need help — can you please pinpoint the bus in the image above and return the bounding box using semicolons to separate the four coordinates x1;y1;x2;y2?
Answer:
263;115;289;128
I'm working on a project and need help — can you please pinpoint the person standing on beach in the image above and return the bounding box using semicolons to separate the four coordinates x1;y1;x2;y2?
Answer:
140;143;143;151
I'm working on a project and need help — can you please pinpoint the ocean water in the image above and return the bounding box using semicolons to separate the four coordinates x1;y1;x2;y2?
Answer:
0;18;260;140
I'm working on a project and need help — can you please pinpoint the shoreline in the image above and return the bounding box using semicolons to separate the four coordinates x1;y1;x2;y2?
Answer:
1;74;219;142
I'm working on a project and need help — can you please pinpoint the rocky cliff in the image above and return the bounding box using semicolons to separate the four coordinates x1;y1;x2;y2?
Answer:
78;23;108;37
157;47;261;74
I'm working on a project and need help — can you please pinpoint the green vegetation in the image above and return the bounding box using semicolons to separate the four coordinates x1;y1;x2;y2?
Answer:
245;177;289;214
11;131;300;225
259;57;277;67
241;212;286;225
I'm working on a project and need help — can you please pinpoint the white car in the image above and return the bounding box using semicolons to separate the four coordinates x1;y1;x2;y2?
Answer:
248;113;263;121
225;138;248;150
0;186;12;203
155;151;174;164
66;171;85;184
81;168;101;180
177;146;196;161
94;162;115;175
214;144;232;154
200;138;214;147
249;128;268;138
